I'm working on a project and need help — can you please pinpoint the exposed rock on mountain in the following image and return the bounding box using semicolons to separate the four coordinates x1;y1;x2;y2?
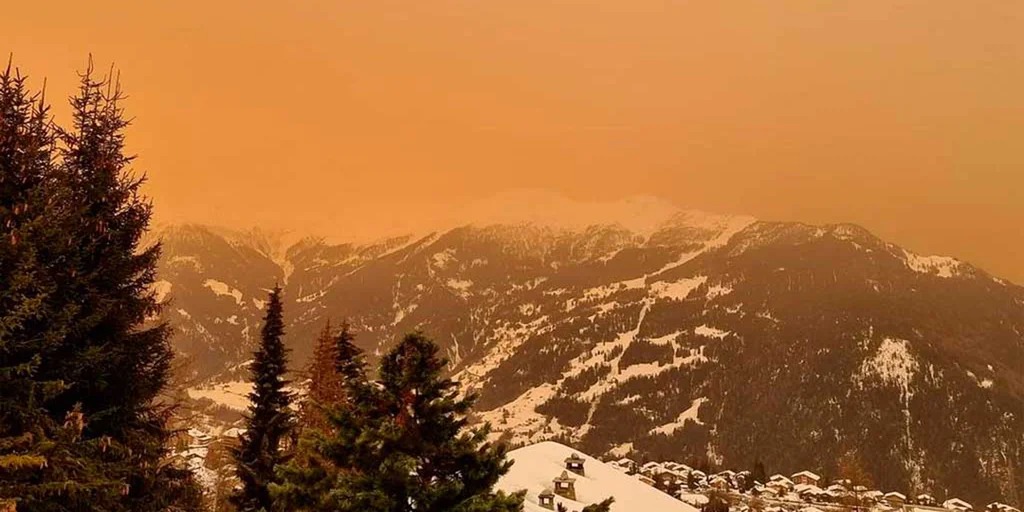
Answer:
155;200;1024;505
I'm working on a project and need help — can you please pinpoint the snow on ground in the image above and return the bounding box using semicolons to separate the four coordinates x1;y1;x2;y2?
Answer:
651;276;707;300
858;338;918;401
650;397;707;435
903;250;962;278
694;324;730;340
187;381;253;411
153;280;173;303
478;384;562;445
203;279;244;305
446;278;474;298
497;441;699;512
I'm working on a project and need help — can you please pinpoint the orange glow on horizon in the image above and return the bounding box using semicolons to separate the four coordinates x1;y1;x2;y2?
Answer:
4;1;1023;282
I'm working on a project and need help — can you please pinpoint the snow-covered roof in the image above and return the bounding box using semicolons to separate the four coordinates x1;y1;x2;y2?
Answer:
886;492;908;500
497;442;699;512
792;471;821;481
795;484;825;495
944;498;974;510
988;503;1021;512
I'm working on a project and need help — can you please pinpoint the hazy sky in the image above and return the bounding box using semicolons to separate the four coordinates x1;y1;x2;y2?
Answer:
5;1;1023;282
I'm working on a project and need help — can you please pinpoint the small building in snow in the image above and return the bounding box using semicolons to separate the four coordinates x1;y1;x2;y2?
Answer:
538;489;556;510
565;453;586;476
553;471;577;501
792;471;822;487
944;498;974;512
885;492;908;507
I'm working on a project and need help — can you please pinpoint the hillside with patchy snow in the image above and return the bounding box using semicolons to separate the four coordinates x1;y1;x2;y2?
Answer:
154;198;1024;506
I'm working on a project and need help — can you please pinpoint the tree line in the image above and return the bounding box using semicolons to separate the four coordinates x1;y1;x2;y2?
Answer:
227;286;524;512
0;61;527;511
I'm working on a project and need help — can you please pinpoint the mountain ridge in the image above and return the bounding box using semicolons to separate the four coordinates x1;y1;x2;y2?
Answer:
157;210;1024;506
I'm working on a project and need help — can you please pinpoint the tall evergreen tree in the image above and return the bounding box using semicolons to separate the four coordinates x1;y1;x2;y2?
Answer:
297;321;341;435
233;286;294;512
0;57;70;511
276;332;522;512
1;60;200;511
49;60;198;512
274;320;365;510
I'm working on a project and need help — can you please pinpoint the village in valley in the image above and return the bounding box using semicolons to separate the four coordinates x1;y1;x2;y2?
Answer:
172;413;1024;512
488;437;1023;512
601;455;1019;512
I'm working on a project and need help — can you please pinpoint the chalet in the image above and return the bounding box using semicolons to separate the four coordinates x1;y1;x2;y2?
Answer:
538;489;556;510
917;494;938;506
827;484;849;495
735;470;753;489
553;471;577;501
636;474;656;487
565;453;586;476
795;483;826;502
614;457;637;474
863;490;884;503
770;474;794;487
944;498;974;512
710;475;731;490
792;471;822;487
655;470;685;496
987;503;1021;512
767;474;794;496
641;461;663;477
885;492;908;507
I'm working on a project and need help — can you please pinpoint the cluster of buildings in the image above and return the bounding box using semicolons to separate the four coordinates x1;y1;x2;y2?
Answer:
604;457;1020;512
535;454;589;509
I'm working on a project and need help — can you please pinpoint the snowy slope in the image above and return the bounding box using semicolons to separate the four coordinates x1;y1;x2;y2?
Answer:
159;200;1024;506
497;441;698;512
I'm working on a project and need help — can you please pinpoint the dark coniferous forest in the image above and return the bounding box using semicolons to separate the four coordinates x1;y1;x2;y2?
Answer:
0;62;520;512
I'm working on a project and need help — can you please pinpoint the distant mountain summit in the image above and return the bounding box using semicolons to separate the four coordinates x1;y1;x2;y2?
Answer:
154;198;1024;506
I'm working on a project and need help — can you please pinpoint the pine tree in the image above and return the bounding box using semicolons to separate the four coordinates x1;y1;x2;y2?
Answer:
0;56;69;511
276;332;523;512
751;460;767;486
233;286;294;512
702;490;731;512
48;59;197;512
273;321;366;510
296;320;364;435
581;498;615;512
1;60;200;511
837;449;873;510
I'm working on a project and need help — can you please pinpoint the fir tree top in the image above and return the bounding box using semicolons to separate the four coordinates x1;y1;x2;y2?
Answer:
233;285;295;512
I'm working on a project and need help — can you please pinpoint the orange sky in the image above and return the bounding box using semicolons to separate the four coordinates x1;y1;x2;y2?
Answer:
5;1;1023;282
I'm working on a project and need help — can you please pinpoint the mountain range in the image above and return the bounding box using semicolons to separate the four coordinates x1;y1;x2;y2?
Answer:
153;195;1024;506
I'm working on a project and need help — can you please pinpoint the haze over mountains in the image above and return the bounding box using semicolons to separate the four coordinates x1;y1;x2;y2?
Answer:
154;194;1024;506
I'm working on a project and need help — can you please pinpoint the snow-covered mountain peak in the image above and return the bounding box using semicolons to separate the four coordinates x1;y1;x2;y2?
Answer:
450;189;746;238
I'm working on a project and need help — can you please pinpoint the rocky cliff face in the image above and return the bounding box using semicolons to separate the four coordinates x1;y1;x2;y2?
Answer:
154;209;1024;505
